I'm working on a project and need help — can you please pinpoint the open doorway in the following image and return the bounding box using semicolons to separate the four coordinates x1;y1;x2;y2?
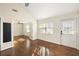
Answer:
13;22;33;49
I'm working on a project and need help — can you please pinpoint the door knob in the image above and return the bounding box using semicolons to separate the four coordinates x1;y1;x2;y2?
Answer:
61;30;63;35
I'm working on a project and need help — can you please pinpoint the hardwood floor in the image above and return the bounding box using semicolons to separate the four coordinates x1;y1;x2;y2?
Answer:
0;36;79;56
36;39;79;56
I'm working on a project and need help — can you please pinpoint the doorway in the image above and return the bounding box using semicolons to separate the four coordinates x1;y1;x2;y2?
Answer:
23;23;33;39
60;17;77;48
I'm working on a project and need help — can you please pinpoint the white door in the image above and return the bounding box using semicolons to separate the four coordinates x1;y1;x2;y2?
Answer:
60;18;77;48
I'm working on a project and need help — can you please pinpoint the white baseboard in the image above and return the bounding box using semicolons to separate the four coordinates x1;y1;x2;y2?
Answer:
1;42;12;51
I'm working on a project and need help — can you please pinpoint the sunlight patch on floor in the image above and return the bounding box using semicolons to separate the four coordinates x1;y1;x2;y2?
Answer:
17;38;25;42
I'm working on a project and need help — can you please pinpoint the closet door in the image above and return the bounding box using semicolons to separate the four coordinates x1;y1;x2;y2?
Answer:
60;18;76;48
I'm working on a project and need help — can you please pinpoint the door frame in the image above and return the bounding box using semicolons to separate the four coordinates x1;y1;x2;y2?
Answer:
60;17;77;48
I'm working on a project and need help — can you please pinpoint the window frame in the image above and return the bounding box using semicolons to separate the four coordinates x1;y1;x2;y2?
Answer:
39;23;53;34
62;20;74;34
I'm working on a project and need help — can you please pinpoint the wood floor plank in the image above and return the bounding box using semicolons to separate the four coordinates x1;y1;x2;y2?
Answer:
0;36;79;56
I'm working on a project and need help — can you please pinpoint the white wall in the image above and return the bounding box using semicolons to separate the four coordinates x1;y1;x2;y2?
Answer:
23;20;38;40
37;18;60;44
0;18;1;51
23;23;32;38
0;4;35;51
37;12;79;49
13;23;23;36
32;20;38;40
0;17;13;50
77;16;79;49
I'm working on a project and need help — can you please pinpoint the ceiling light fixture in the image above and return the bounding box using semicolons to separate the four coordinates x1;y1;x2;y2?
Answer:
25;3;29;7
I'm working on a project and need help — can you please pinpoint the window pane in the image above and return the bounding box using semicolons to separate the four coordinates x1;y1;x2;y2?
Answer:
62;21;74;34
39;23;46;28
46;23;53;28
46;23;53;34
39;23;53;34
39;23;46;33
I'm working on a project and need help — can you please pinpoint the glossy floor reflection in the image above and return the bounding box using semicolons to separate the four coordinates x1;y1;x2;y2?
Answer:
0;36;54;56
0;36;79;56
32;46;51;56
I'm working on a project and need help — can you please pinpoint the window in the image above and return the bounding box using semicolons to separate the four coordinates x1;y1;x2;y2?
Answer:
46;23;53;34
39;23;53;34
25;24;30;33
39;23;46;33
62;21;74;34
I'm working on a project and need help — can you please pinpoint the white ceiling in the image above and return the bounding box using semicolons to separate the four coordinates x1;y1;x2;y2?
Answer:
0;3;35;23
27;3;79;20
0;3;79;21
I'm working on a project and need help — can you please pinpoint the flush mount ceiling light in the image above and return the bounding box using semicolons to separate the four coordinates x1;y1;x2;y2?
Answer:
25;3;29;7
12;9;18;12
